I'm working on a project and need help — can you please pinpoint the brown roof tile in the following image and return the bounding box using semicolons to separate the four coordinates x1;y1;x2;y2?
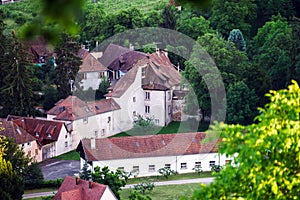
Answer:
100;44;131;67
53;176;111;200
79;53;107;73
80;132;219;161
0;119;36;144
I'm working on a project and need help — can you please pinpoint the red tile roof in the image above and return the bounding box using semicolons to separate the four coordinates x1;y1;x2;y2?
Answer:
0;119;36;145
78;53;107;73
80;132;219;161
100;44;131;67
11;118;65;146
53;176;114;200
47;96;120;121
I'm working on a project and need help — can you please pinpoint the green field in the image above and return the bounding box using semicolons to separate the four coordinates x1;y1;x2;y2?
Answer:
52;150;80;161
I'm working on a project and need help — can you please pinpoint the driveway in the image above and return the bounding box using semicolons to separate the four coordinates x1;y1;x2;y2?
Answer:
40;159;80;180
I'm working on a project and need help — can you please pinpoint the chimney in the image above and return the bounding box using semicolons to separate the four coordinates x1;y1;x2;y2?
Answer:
129;43;134;50
164;48;168;57
91;137;96;149
89;181;92;189
76;177;79;185
96;40;99;47
177;63;180;72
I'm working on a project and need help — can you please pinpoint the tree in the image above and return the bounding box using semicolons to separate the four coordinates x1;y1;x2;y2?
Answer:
79;161;91;181
92;166;126;199
128;190;152;200
226;81;258;125
95;76;110;100
190;81;300;199
133;181;155;194
158;167;176;179
54;33;82;99
24;162;44;189
210;0;256;37
252;15;293;91
160;5;178;30
0;31;35;117
0;136;30;200
228;29;246;52
43;84;59;111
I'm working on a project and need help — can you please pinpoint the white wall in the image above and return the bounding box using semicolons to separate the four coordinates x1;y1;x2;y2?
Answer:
79;71;108;90
87;153;232;177
55;126;74;156
101;187;117;200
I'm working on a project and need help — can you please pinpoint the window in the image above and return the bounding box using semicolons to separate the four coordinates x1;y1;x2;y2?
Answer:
27;142;31;146
94;131;98;138
35;149;38;155
101;129;105;136
225;160;232;165
22;144;25;148
98;72;104;79
118;167;124;171
145;92;150;100
168;91;171;100
65;141;68;147
165;164;171;169
108;116;111;123
155;119;159;125
65;135;68;139
180;163;187;169
133;97;136;102
133;111;136;116
195;162;201;168
35;132;39;137
209;161;216;167
83;73;87;80
168;105;171;114
141;67;146;78
133;166;139;172
27;151;31;157
83;117;88;124
145;106;150;114
149;165;155;172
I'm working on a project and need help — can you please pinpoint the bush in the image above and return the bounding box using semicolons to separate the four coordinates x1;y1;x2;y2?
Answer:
134;181;155;194
158;167;176;179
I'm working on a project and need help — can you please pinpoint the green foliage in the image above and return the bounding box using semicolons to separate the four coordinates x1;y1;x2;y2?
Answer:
128;115;160;136
226;81;258;125
92;166;126;199
79;161;92;181
24;162;44;189
134;181;155;194
0;31;35;117
160;5;178;30
193;165;203;175
54;33;82;99
158;167;176;179
129;190;152;200
190;81;300;199
228;29;246;52
42;84;59;111
95;76;110;100
210;0;256;37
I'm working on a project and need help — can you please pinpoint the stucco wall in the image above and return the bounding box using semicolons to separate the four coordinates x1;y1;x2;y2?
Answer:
79;71;108;90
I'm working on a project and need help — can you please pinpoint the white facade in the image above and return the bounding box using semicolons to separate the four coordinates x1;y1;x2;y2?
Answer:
79;71;108;90
81;153;232;177
19;140;42;162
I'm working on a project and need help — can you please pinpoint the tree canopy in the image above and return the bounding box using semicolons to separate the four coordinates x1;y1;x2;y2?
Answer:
189;81;300;199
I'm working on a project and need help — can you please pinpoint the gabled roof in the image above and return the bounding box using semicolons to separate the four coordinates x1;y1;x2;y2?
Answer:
53;176;115;200
106;51;181;98
0;119;36;145
78;53;107;73
99;44;131;67
79;132;219;161
12;118;65;146
77;49;89;60
47;96;120;121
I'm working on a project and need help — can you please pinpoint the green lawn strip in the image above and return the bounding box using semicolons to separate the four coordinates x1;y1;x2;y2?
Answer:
24;188;57;194
126;172;213;185
52;150;80;161
121;183;200;200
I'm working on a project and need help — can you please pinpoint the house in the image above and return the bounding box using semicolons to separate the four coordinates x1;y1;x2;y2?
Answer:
7;116;72;161
77;53;108;90
53;176;117;200
76;132;231;177
105;49;187;129
0;118;41;162
47;96;122;140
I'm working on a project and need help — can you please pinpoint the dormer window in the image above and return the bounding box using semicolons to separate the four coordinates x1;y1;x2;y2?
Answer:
47;133;51;138
35;132;39;137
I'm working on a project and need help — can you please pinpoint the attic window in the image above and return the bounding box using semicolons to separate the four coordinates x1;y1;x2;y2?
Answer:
47;133;52;138
162;140;165;145
135;141;140;147
35;132;39;137
95;105;100;110
16;128;22;135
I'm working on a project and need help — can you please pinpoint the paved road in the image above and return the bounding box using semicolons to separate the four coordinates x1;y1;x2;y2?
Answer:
40;159;80;180
23;177;214;199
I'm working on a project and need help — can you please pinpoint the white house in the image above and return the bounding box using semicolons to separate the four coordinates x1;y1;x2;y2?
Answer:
105;49;187;130
77;53;108;90
47;96;122;142
77;132;232;177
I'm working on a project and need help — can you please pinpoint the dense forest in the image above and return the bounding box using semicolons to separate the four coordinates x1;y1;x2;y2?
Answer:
0;0;299;126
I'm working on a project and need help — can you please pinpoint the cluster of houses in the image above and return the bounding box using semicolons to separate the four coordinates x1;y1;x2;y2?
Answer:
0;43;230;180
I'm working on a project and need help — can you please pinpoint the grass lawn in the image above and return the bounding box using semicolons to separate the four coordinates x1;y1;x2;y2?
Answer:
24;188;57;194
121;183;200;200
111;121;210;138
126;172;213;185
52;150;80;161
